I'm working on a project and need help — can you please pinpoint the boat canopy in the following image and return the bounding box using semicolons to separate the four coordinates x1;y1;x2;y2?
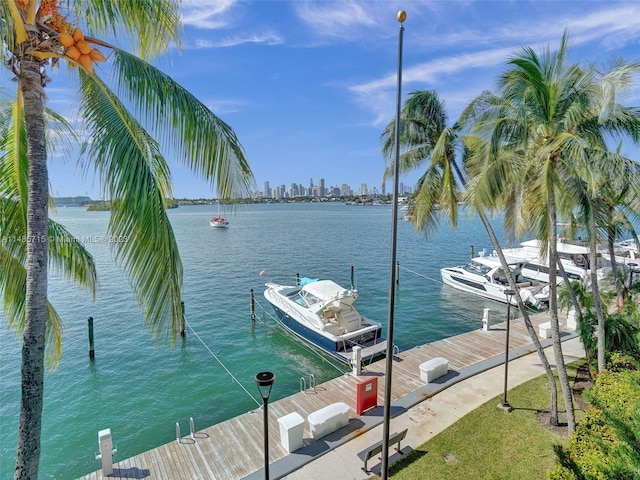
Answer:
520;239;589;255
302;279;350;302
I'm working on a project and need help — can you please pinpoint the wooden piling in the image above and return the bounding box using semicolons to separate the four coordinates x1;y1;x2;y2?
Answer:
396;261;400;286
180;301;186;337
250;289;255;322
88;316;95;359
296;273;300;286
350;265;355;289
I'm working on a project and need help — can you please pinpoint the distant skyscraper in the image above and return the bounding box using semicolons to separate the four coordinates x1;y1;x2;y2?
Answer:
319;178;325;197
263;180;270;198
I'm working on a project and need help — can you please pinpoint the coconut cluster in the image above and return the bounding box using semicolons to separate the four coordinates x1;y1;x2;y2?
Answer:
59;28;104;72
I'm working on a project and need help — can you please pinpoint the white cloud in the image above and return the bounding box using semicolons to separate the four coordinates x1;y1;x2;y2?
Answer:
181;0;237;29
202;97;247;115
348;3;640;128
294;0;378;38
195;31;284;48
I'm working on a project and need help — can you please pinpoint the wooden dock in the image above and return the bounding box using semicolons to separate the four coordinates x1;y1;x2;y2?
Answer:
78;310;568;479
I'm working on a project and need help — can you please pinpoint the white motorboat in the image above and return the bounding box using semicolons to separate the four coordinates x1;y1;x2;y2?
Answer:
499;238;609;283
263;277;387;364
440;254;549;308
613;238;638;262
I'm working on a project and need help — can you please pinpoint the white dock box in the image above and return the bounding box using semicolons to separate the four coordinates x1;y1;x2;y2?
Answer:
277;412;305;452
307;402;350;439
419;357;449;383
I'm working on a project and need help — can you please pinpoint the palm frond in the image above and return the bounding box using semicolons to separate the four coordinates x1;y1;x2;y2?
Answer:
72;0;182;59
48;221;98;298
108;48;254;200
78;70;183;342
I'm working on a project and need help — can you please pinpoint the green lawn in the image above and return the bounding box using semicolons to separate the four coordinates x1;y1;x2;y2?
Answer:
386;363;583;480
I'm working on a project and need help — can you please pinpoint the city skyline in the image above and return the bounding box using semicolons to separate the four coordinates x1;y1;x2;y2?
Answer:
259;177;414;199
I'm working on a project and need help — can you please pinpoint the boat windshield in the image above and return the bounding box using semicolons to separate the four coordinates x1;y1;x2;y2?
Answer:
287;290;322;308
300;291;321;306
466;261;492;275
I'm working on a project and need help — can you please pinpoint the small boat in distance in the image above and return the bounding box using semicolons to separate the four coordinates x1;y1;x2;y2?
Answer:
210;201;229;228
210;216;229;228
441;254;549;308
263;276;387;365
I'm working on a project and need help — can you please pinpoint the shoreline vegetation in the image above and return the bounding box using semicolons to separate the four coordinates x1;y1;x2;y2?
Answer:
85;200;179;211
53;195;404;209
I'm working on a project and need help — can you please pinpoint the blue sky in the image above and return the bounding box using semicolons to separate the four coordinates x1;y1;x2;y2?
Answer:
6;1;640;198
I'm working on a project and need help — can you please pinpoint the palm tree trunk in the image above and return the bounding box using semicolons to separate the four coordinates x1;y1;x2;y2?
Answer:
449;154;560;424
607;207;624;313
589;208;606;372
14;58;49;480
548;187;576;434
477;210;559;424
556;259;582;318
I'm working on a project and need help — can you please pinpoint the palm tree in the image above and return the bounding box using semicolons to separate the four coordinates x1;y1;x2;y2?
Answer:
462;32;640;432
2;2;254;478
565;148;640;371
381;90;561;425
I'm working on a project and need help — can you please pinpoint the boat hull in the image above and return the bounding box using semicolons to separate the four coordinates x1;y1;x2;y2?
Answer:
269;304;386;364
263;282;386;364
440;265;546;308
441;267;512;304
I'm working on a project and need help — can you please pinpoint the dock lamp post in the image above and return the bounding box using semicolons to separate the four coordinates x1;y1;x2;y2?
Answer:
255;371;276;480
500;289;516;411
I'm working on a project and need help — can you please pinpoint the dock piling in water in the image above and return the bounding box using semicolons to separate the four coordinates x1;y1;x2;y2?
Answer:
88;317;95;359
250;289;255;322
351;265;355;289
180;301;186;337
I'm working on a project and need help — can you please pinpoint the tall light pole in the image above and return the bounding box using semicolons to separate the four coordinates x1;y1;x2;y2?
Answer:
500;290;515;411
381;10;405;480
255;371;275;480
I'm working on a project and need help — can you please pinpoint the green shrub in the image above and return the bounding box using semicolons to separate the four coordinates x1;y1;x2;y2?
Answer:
607;351;640;372
549;369;640;480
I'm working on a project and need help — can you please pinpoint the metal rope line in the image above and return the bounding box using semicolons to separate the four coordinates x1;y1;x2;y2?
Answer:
396;263;541;315
253;300;351;376
184;319;261;407
397;264;442;284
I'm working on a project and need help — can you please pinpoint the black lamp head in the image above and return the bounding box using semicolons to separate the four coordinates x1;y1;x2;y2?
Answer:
255;371;276;399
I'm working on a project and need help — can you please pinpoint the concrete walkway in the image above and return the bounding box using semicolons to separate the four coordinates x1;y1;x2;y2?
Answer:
276;336;585;480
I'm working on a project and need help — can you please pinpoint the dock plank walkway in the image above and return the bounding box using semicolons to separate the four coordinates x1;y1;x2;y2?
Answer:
78;310;567;480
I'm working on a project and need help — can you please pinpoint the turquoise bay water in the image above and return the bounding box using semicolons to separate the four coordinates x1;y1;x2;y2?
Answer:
0;203;512;479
